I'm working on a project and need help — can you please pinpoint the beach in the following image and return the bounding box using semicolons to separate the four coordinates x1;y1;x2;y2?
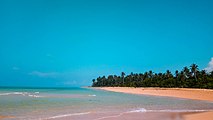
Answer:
96;87;213;101
1;87;213;120
96;87;213;120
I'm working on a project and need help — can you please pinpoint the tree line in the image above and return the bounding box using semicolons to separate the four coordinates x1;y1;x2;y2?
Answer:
92;64;213;89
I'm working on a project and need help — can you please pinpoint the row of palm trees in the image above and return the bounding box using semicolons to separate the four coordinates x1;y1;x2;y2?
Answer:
92;64;213;89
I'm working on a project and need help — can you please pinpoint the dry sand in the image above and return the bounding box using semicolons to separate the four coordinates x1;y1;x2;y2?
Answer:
183;111;213;120
96;87;213;120
97;87;213;101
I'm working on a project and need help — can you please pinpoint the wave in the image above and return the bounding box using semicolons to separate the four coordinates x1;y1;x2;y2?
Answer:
0;92;43;98
128;108;147;113
150;109;210;112
94;108;212;120
88;94;96;97
94;113;124;120
44;112;90;119
127;108;211;113
28;94;42;98
0;92;27;96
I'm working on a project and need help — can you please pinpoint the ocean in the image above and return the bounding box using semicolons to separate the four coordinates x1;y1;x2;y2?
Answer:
0;87;212;120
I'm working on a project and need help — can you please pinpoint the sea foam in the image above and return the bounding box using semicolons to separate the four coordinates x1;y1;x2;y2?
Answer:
127;108;210;113
128;108;147;113
88;94;96;97
0;92;43;98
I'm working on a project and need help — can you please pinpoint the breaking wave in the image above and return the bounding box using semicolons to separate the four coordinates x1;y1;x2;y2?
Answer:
43;112;91;119
88;94;96;97
128;108;210;113
128;108;147;113
0;92;43;98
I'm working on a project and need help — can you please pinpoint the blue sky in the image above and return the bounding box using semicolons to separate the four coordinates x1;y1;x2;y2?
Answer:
0;0;213;87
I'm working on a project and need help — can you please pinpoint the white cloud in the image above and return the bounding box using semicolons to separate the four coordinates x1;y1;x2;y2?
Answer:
29;71;59;78
205;57;213;72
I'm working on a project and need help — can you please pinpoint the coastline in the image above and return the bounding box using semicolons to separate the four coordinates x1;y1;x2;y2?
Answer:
94;87;213;120
95;87;213;101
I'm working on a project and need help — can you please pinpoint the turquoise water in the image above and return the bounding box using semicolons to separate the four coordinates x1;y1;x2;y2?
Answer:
0;87;213;120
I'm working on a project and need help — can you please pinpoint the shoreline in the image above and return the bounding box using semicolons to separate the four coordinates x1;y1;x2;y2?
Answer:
95;87;213;101
94;87;213;120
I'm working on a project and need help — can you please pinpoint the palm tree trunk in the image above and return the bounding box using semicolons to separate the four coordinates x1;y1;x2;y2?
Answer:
194;72;197;81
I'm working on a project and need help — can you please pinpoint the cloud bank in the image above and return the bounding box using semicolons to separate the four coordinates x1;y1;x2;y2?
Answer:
205;57;213;72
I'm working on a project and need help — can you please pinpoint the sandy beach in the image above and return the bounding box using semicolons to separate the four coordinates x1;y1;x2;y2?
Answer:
183;111;213;120
96;87;213;120
97;87;213;101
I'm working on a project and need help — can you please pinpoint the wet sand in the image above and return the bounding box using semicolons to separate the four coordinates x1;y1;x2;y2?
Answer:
95;87;213;120
0;116;14;119
48;112;185;120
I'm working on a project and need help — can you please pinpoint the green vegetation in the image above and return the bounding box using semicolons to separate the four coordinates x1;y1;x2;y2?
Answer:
92;64;213;89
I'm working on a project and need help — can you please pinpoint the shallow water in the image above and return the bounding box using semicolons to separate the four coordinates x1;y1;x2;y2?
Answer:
0;87;212;120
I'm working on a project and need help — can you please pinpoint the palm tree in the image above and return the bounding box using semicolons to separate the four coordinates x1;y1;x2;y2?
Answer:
96;77;102;86
183;66;190;78
166;70;172;78
92;79;96;87
148;70;153;80
121;72;125;85
174;70;179;87
210;71;213;78
175;70;179;78
144;72;148;79
179;71;185;87
200;70;207;80
200;70;206;76
190;64;198;81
